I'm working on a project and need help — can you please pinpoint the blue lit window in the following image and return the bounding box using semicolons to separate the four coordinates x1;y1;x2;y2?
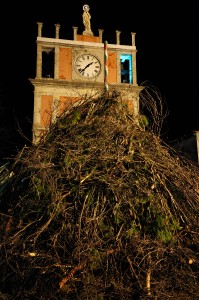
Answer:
120;54;132;84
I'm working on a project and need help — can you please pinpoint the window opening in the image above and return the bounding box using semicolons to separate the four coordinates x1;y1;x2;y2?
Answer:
42;48;55;78
120;54;132;83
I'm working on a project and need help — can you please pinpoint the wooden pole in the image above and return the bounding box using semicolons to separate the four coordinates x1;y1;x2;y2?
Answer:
104;41;108;95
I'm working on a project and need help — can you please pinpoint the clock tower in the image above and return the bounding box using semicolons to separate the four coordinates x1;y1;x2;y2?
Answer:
30;4;144;143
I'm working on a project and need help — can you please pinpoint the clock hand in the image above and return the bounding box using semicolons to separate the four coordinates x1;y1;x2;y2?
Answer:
80;62;94;73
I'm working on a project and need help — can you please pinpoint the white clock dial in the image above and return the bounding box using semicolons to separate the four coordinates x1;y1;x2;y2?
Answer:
75;54;101;79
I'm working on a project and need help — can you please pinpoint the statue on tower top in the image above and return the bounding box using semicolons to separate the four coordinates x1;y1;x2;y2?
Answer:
82;4;93;36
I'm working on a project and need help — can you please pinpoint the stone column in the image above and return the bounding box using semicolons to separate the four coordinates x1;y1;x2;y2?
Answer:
132;51;137;86
33;91;41;128
73;27;78;41
55;23;60;39
54;46;59;79
116;30;121;45
131;32;136;46
32;91;41;143
98;29;104;43
36;23;43;78
37;22;43;37
36;44;42;78
54;24;60;79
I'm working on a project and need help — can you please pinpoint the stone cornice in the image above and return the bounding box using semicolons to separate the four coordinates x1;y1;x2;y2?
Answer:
37;37;136;51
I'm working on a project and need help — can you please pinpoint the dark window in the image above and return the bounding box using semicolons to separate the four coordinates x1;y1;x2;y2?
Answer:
42;49;55;78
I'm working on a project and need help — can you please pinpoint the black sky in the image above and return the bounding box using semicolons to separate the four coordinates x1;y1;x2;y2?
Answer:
0;1;198;160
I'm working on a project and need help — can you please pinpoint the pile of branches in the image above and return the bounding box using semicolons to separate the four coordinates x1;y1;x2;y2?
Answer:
0;87;199;299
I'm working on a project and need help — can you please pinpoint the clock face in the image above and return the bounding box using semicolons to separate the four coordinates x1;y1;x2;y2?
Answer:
75;54;101;79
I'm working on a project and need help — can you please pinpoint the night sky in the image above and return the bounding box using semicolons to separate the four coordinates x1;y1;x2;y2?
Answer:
0;1;198;161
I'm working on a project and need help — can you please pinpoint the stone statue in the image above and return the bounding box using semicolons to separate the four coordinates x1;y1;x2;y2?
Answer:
82;4;93;35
